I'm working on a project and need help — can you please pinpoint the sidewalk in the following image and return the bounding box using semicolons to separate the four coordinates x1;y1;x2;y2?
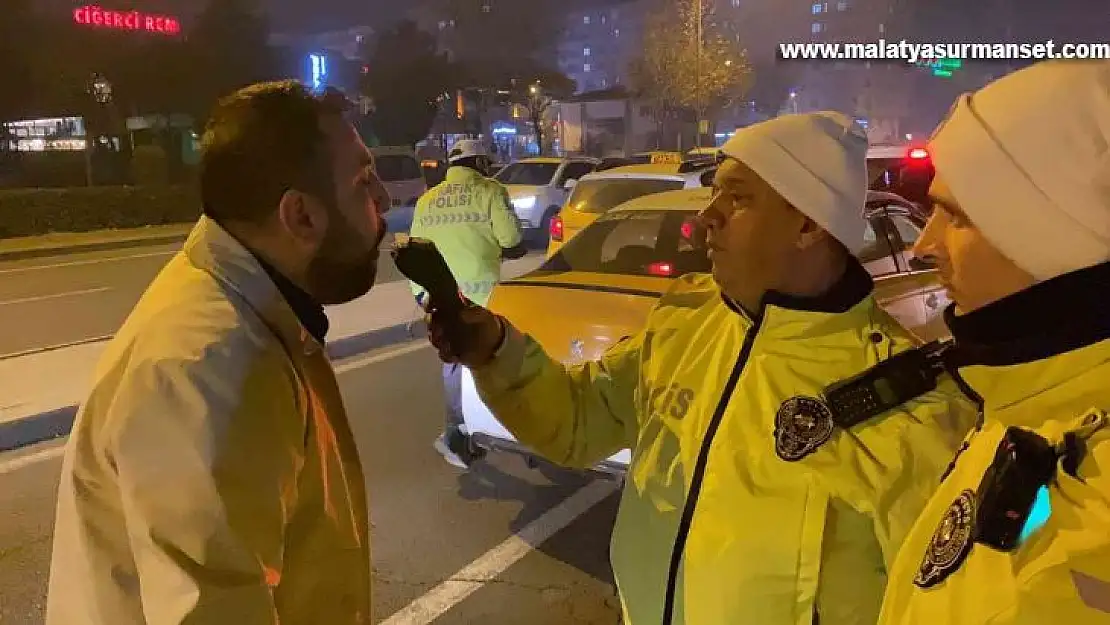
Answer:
0;224;195;262
0;253;545;452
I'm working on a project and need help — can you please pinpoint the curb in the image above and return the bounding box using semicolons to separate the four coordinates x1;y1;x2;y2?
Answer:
0;319;428;454
0;233;189;262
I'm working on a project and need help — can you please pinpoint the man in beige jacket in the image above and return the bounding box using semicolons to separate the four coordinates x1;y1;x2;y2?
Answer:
46;81;389;625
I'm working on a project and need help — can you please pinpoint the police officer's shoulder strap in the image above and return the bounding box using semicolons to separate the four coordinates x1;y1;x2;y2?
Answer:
822;340;953;429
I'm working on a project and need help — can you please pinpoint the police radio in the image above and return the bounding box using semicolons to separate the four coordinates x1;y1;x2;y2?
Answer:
822;341;950;428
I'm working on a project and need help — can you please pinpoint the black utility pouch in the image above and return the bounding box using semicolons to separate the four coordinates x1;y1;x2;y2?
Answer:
972;426;1057;552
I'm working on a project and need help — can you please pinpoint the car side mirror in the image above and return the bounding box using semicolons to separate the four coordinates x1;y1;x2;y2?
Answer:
563;178;578;190
908;255;934;271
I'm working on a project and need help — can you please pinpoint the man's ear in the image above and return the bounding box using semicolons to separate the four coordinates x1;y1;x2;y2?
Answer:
796;216;829;250
277;190;328;245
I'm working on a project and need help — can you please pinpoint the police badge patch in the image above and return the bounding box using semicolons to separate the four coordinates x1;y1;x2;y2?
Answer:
914;489;977;588
774;396;836;461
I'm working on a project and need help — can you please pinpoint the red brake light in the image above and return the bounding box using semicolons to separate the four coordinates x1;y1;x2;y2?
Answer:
908;147;929;160
549;215;564;241
646;261;675;277
680;220;694;239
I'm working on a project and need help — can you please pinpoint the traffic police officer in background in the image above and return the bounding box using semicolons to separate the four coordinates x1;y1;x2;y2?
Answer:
878;59;1110;624
423;112;978;624
410;138;525;469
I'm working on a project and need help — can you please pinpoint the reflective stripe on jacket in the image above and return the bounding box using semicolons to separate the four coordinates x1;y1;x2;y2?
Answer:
878;319;1110;620
45;217;371;625
472;266;978;625
409;166;523;307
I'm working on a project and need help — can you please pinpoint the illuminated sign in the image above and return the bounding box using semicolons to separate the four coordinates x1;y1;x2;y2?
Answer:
73;5;181;36
308;53;328;92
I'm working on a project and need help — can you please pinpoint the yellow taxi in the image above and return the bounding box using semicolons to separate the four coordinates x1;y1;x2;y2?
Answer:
546;163;716;258
461;186;950;472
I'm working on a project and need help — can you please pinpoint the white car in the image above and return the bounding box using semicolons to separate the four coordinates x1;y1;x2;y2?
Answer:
546;162;716;257
372;146;428;232
493;157;599;235
460;187;948;474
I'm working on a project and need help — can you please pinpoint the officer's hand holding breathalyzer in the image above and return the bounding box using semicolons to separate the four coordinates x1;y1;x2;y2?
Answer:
391;235;503;367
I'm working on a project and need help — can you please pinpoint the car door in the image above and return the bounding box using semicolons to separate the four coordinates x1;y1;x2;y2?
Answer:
882;209;952;341
862;214;925;333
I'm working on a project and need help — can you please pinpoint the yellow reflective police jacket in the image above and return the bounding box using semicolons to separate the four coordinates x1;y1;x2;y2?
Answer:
409;165;523;307
878;262;1110;625
473;264;978;625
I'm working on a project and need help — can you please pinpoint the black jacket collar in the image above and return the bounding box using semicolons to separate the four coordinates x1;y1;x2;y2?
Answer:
256;257;330;345
722;257;874;319
946;261;1110;367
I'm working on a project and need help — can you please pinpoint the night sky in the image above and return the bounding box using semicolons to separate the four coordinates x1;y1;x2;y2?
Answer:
264;0;406;34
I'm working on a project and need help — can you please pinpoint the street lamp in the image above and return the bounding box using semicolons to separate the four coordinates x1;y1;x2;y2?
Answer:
84;73;114;186
89;74;113;104
694;0;704;148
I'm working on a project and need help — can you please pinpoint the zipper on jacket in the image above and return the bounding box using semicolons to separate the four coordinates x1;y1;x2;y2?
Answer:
660;318;762;625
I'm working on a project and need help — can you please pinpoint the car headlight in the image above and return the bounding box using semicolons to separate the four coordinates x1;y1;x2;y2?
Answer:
512;195;536;210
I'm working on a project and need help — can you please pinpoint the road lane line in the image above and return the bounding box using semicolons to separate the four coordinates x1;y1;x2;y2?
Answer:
0;340;432;472
334;341;430;373
0;334;114;361
0;444;65;476
0;286;112;307
380;478;619;625
0;250;175;275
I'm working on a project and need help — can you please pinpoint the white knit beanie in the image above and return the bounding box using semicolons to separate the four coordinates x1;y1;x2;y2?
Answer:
928;59;1110;282
719;111;870;253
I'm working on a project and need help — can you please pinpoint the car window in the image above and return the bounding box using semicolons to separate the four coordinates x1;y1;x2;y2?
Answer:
888;214;921;248
540;209;710;277
494;162;559;185
566;178;686;214
886;212;937;270
374;155;422;182
558;161;595;185
858;217;901;277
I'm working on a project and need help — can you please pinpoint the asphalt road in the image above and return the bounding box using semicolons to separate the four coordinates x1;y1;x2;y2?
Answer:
0;237;548;358
0;243;408;358
0;340;623;624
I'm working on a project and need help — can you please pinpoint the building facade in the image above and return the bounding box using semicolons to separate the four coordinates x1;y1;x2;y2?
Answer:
556;0;648;94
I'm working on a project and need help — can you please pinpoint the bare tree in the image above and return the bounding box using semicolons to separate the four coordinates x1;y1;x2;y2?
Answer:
630;0;753;145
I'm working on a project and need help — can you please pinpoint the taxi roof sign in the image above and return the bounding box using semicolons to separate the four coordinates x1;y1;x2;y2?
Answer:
647;151;683;165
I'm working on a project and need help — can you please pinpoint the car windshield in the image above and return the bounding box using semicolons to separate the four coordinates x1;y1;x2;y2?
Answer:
494;162;559;186
374;154;423;182
566;178;686;215
541;209;710;277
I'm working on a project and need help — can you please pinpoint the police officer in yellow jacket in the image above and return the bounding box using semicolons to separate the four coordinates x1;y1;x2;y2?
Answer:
410;138;524;468
423;112;978;624
877;60;1110;625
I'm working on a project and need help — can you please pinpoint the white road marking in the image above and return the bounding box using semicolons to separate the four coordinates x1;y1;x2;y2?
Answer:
380;478;619;625
0;340;433;473
0;286;112;307
334;341;430;373
0;444;66;476
0;250;175;275
0;334;114;361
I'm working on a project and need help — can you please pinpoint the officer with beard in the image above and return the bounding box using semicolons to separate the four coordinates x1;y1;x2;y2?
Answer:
46;82;388;625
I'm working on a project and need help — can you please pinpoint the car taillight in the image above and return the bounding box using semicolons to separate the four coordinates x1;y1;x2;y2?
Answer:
550;215;564;241
680;220;694;239
907;147;929;160
646;261;675;277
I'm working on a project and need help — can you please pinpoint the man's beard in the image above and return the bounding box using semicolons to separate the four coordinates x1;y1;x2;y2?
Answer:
306;222;384;306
